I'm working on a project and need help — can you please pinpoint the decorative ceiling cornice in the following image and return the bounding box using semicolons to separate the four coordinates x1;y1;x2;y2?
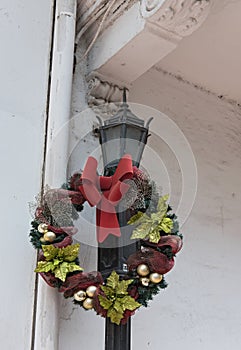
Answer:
141;0;211;38
76;0;210;45
140;0;166;15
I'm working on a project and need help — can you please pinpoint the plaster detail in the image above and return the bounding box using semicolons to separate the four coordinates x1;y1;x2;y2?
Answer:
142;0;211;37
87;74;125;105
87;73;127;117
141;0;166;16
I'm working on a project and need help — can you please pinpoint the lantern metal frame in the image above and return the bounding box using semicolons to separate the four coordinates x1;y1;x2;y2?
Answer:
97;89;153;172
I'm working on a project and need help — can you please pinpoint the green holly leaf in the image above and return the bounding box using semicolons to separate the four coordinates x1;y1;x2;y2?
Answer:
54;261;82;281
100;285;114;297
42;245;58;261
117;279;133;295
106;271;119;290
121;296;141;311
149;228;161;243
35;261;55;273
128;212;149;225
98;295;113;310
159;217;173;233
130;228;147;240
99;271;139;325
54;262;69;281
113;299;125;313
157;195;169;213
61;243;80;262
130;222;152;240
107;308;123;325
129;195;174;243
35;243;82;282
67;262;83;273
53;259;60;266
150;212;159;221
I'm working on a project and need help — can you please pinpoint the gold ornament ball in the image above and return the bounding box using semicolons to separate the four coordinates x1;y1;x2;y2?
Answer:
86;285;97;298
74;290;86;302
137;264;150;277
40;237;46;243
83;297;94;310
149;273;163;284
38;223;48;233
43;231;56;242
140;277;150;287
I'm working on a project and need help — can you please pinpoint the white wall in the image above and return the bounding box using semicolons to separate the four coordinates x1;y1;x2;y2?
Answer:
130;68;241;350
0;1;53;348
157;0;241;103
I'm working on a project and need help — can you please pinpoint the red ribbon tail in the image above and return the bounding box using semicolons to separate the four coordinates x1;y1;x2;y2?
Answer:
96;208;121;243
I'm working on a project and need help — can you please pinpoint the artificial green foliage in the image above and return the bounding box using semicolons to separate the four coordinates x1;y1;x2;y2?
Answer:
136;277;168;307
157;246;174;260
29;221;66;249
98;271;141;325
35;244;83;282
129;195;174;243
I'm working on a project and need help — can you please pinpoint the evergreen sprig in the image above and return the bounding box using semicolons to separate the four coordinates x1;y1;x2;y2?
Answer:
29;221;67;249
136;277;168;307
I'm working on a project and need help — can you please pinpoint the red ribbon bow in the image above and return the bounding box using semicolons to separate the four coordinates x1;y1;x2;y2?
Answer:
79;154;133;243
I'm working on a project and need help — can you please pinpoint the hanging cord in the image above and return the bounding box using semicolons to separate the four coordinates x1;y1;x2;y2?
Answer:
76;0;116;62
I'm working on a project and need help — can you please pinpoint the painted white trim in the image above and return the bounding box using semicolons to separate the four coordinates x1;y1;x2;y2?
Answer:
34;1;77;349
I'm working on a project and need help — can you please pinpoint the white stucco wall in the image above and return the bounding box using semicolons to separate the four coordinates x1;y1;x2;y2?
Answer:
0;1;53;349
58;67;241;349
130;69;241;350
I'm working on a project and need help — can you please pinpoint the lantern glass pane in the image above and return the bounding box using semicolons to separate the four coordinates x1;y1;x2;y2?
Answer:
104;125;122;140
125;126;144;165
101;125;122;167
103;139;121;166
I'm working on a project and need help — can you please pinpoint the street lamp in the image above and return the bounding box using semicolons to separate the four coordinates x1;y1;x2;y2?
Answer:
96;88;152;350
97;89;153;173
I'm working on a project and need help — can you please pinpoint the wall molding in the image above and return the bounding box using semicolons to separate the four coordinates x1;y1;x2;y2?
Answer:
143;0;211;38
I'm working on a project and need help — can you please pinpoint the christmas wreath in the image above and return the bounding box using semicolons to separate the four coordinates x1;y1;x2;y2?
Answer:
29;154;183;325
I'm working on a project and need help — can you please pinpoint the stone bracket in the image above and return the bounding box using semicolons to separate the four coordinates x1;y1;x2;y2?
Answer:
86;72;128;117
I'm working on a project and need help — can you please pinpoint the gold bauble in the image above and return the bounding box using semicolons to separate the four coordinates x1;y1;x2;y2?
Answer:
140;277;150;287
40;237;46;243
149;273;163;284
43;231;56;242
137;264;150;277
86;285;97;298
83;297;94;310
38;223;48;233
74;290;86;302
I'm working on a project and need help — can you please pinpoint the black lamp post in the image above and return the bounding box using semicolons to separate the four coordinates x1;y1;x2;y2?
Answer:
96;89;152;350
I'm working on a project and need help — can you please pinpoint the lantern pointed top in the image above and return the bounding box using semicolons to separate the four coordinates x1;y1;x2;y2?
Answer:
103;88;145;127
